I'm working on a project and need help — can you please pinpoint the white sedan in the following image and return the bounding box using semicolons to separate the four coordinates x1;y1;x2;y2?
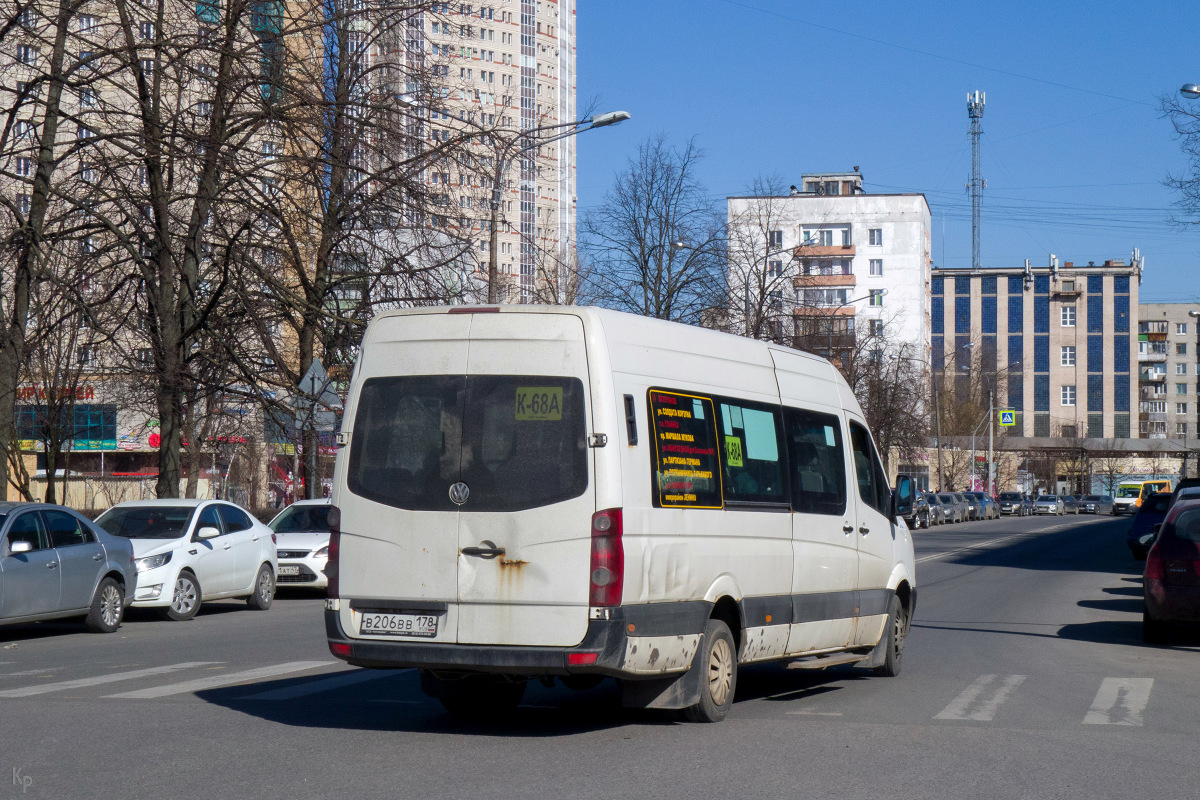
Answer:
94;500;277;620
267;500;332;590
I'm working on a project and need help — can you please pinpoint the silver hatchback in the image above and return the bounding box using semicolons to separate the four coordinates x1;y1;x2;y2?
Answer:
0;503;137;633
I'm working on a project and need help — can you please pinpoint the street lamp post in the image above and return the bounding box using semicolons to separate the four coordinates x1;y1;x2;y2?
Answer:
486;111;629;304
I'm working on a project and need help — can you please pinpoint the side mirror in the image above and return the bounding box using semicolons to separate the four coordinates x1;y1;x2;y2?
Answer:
8;540;33;555
893;474;914;518
196;526;221;540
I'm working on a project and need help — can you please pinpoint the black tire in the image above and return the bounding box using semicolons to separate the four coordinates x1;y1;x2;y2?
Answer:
873;594;907;677
1143;608;1168;645
421;671;526;716
161;571;201;621
246;564;275;610
85;577;124;633
684;619;737;723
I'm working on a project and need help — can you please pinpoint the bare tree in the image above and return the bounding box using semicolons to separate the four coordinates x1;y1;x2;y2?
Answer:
726;175;797;341
583;135;725;324
1093;438;1129;495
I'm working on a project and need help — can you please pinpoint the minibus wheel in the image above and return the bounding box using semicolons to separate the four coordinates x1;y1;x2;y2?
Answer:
684;619;737;723
873;595;906;677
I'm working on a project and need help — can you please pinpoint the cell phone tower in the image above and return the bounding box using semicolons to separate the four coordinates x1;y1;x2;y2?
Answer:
968;90;985;270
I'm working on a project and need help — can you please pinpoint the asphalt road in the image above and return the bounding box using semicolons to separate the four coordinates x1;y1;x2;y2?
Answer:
1;512;1196;800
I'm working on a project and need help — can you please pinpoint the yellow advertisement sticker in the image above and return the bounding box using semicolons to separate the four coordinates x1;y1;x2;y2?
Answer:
725;437;744;467
515;387;563;421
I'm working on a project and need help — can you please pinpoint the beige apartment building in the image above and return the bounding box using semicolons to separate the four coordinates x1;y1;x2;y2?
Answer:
931;258;1142;439
1138;303;1200;439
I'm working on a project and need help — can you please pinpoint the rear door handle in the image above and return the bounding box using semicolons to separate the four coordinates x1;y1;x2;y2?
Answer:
47;562;58;569
223;544;233;550
92;553;104;561
859;526;870;535
842;524;854;534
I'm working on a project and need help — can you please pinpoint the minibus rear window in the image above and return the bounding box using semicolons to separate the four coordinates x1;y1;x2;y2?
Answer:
347;375;588;512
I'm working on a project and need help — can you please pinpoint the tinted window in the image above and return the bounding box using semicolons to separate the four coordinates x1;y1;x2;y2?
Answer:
786;408;847;516
999;493;1021;500
270;505;331;533
43;510;94;547
6;513;48;552
217;505;254;533
1141;494;1171;514
195;505;222;534
649;390;722;508
96;506;195;539
849;421;889;515
717;400;786;504
938;494;955;503
349;375;588;513
1174;508;1200;542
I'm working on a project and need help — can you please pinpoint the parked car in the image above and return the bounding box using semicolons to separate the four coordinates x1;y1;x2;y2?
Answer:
965;492;999;520
925;493;948;525
94;499;277;620
1128;492;1172;560
958;492;981;521
1061;495;1080;514
1170;478;1200;508
268;499;332;589
1034;495;1064;515
1079;495;1114;515
937;493;965;523
1170;486;1200;510
0;502;137;633
1143;499;1200;643
997;491;1027;516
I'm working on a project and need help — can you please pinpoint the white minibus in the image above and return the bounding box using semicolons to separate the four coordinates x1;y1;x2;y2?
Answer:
324;306;917;722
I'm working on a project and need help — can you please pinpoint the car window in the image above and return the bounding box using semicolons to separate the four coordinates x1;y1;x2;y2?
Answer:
1172;508;1200;542
43;510;94;547
6;512;49;553
96;506;196;539
217;505;254;533
849;421;889;515
195;505;223;535
1143;494;1171;514
270;505;332;533
785;407;846;516
717;400;786;504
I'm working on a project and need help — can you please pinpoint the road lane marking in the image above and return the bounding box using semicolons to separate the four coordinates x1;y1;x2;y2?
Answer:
1083;678;1153;726
0;667;65;679
105;661;334;699
786;711;843;716
935;674;1026;721
0;663;221;698
241;668;411;701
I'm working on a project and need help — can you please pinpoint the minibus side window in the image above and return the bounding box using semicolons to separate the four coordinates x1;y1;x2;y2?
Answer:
648;389;723;508
849;421;890;515
785;407;847;516
716;400;787;505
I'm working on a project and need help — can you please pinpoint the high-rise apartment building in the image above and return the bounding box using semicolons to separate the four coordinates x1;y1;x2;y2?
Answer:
931;259;1142;439
422;1;577;302
726;171;932;360
1137;303;1200;439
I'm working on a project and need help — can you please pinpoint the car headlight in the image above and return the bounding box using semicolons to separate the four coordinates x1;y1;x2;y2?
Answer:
135;552;172;573
313;546;329;559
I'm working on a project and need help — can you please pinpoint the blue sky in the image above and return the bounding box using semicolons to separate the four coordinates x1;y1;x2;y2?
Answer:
576;0;1200;303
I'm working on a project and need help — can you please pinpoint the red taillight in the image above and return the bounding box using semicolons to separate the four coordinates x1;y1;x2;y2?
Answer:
1146;543;1164;581
567;652;598;666
325;506;341;599
589;508;623;607
329;642;351;659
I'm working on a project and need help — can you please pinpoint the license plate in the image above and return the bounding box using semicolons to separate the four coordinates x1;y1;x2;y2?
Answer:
359;612;438;638
278;565;301;576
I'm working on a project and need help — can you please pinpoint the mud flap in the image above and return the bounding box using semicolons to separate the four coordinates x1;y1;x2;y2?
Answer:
620;632;706;710
862;624;888;670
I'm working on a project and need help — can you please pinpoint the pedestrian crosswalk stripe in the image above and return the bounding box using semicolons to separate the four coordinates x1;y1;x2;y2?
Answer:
1082;678;1153;726
104;661;333;699
0;662;221;698
241;668;411;701
935;674;1026;721
0;667;65;680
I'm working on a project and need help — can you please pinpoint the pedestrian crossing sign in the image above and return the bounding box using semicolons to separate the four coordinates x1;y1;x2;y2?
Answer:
999;410;1016;426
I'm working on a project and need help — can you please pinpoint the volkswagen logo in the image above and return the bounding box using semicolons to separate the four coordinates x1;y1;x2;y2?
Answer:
449;482;470;505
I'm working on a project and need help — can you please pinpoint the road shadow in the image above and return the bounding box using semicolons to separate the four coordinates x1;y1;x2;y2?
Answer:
197;659;863;734
1101;585;1143;597
940;518;1142;576
0;620;93;643
1077;597;1142;614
